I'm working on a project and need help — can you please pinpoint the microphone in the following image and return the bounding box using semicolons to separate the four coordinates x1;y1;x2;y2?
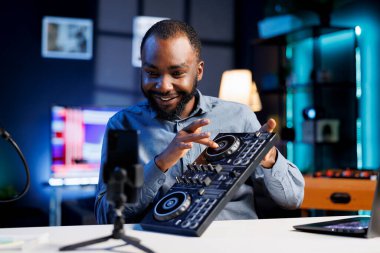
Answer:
0;127;11;140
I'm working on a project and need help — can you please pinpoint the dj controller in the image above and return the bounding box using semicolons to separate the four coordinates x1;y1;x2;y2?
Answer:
140;131;279;236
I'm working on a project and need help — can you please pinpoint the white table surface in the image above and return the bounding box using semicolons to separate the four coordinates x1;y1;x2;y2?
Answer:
0;216;378;253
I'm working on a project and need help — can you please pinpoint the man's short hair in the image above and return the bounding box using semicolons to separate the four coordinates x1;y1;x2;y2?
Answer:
140;19;202;61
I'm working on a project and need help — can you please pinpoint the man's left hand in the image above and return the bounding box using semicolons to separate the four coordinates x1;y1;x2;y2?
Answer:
258;118;278;169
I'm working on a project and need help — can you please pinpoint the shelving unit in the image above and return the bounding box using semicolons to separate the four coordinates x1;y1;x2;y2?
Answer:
253;25;359;173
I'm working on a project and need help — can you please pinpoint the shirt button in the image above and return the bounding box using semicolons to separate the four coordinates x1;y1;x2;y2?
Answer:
158;178;165;184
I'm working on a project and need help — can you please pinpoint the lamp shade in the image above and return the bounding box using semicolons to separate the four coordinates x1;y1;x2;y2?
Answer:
219;69;252;105
250;81;262;112
219;69;262;112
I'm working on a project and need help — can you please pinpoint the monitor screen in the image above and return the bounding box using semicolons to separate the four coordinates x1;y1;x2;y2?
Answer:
49;105;121;186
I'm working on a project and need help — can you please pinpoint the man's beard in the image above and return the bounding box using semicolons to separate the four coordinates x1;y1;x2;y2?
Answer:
142;79;198;121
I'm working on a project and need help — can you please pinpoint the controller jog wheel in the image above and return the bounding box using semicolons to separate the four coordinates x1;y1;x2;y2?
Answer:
204;135;240;161
154;191;191;221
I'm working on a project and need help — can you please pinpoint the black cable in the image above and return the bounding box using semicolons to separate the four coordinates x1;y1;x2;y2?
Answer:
0;128;31;202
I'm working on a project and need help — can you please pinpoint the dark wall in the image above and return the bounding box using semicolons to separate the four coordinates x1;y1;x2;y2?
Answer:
0;0;242;226
0;0;96;221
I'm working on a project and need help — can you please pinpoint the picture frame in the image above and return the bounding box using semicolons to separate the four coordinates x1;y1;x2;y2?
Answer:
132;16;168;67
42;16;93;60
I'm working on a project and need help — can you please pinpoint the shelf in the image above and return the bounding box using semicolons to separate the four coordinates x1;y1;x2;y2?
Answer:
287;81;356;89
288;140;356;146
253;24;358;172
285;85;312;93
285;82;356;94
252;25;354;46
259;88;286;95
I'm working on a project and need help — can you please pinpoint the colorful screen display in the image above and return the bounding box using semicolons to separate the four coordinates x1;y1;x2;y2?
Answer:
50;105;120;186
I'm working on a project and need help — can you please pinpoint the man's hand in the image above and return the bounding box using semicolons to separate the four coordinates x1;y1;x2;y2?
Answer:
259;118;278;169
155;118;218;172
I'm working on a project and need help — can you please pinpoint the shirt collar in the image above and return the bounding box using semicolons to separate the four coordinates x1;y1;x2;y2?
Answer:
192;89;213;115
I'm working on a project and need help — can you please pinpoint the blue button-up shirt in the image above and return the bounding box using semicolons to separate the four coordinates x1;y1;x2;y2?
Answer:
95;90;304;224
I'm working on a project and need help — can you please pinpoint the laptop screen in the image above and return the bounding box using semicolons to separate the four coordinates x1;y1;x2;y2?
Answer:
325;219;369;230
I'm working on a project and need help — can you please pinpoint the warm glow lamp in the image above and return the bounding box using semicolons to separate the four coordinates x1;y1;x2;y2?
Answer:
250;81;262;112
219;69;262;112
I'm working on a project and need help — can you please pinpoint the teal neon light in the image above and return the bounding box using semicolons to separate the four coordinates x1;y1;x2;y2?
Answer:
357;119;363;169
320;30;353;47
360;19;380;169
286;46;293;59
286;141;294;163
356;47;362;98
285;44;294;161
355;26;362;36
285;39;313;172
355;31;363;169
286;89;293;128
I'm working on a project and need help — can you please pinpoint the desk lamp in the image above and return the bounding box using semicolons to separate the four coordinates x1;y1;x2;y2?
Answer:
219;69;262;112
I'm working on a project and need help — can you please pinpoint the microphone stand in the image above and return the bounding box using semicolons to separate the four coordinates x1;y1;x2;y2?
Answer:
0;128;30;203
59;168;154;253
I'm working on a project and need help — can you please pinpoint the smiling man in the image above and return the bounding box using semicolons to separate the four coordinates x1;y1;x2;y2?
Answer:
141;35;200;121
95;20;304;224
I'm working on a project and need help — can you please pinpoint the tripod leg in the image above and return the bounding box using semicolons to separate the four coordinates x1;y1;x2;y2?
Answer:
59;235;112;251
120;234;155;253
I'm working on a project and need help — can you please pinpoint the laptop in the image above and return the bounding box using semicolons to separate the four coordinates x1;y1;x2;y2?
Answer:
293;174;380;238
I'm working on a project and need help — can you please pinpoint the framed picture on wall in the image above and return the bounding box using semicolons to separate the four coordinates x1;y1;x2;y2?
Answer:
132;16;168;67
42;16;93;60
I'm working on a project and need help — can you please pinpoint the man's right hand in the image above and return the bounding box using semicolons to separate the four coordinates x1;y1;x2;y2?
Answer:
154;118;219;172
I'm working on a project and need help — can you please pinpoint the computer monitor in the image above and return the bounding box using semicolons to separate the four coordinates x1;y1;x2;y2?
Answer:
49;105;121;186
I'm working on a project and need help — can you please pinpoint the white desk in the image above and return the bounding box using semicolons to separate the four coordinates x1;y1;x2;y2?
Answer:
1;216;378;253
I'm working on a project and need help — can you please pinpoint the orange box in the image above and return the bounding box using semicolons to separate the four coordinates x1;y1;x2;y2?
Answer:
301;176;377;211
